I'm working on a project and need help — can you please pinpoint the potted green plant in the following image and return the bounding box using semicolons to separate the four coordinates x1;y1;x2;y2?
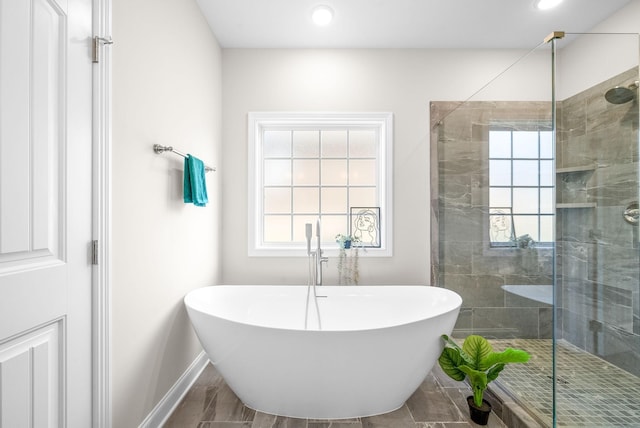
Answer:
512;233;535;249
335;233;357;249
438;334;530;425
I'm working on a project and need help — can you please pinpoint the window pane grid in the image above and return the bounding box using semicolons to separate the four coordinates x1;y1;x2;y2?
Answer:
261;128;379;243
489;127;552;246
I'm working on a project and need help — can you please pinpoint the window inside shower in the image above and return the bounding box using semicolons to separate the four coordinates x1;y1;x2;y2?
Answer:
488;127;554;247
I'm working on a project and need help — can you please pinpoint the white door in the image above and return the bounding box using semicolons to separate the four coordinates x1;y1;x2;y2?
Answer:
0;0;93;426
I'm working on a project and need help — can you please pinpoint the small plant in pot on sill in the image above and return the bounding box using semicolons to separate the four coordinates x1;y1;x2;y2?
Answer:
438;334;530;425
335;233;357;249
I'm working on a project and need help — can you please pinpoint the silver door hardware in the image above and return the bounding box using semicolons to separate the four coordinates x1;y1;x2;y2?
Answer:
92;36;113;63
92;240;99;265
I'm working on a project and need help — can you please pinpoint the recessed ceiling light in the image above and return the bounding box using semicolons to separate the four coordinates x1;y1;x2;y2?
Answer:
312;5;334;26
535;0;563;10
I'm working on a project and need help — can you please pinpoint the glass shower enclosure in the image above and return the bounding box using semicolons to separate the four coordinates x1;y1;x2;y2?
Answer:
431;32;639;427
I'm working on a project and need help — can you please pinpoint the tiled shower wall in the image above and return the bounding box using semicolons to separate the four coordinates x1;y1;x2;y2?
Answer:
430;101;554;339
430;68;640;376
556;67;640;377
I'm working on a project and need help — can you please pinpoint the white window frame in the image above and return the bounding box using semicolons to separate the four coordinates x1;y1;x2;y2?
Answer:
248;112;393;257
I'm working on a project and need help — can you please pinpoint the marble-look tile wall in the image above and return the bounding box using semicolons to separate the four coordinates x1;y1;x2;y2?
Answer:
556;67;640;377
430;67;640;376
430;101;554;340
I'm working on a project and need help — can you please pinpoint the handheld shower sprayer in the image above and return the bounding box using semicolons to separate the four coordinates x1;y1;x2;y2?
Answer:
305;223;313;255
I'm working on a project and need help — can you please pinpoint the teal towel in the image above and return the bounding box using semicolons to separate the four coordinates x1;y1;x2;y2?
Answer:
183;155;208;207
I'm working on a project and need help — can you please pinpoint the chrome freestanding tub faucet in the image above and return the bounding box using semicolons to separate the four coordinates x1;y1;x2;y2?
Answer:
306;220;328;286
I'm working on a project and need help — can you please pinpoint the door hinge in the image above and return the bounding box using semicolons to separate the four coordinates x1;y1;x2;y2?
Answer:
93;36;113;63
92;240;99;265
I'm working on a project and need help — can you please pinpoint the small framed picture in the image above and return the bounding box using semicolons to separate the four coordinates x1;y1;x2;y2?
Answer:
350;207;381;248
489;207;516;247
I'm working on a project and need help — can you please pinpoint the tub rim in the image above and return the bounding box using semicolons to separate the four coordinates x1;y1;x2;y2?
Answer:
184;284;462;333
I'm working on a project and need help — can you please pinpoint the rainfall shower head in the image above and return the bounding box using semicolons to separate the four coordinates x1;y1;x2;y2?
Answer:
605;81;639;104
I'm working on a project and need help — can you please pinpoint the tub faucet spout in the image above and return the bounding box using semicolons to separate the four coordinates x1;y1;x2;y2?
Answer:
315;220;329;285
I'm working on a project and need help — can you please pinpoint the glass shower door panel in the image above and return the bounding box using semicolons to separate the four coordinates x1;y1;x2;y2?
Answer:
431;40;555;427
555;33;640;427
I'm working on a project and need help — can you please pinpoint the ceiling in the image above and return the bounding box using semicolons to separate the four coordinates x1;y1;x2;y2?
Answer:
196;0;632;49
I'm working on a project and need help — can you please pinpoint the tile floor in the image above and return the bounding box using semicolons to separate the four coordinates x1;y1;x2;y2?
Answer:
164;338;640;427
491;339;640;428
164;363;508;428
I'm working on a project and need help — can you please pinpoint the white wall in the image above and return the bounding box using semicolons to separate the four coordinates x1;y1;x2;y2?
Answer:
221;48;550;285
557;0;640;99
220;1;640;287
112;0;222;426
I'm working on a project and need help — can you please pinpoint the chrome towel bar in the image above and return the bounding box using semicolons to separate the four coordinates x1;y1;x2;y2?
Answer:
153;144;216;172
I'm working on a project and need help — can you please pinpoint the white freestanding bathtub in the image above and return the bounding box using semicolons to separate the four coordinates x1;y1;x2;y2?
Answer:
184;285;462;419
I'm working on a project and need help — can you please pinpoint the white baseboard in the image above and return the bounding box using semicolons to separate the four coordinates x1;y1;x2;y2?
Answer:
138;351;209;428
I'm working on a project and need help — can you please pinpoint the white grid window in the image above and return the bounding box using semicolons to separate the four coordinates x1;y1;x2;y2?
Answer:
489;127;554;247
248;112;393;256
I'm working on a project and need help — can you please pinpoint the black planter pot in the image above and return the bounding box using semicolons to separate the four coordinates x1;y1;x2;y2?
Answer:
467;396;492;425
